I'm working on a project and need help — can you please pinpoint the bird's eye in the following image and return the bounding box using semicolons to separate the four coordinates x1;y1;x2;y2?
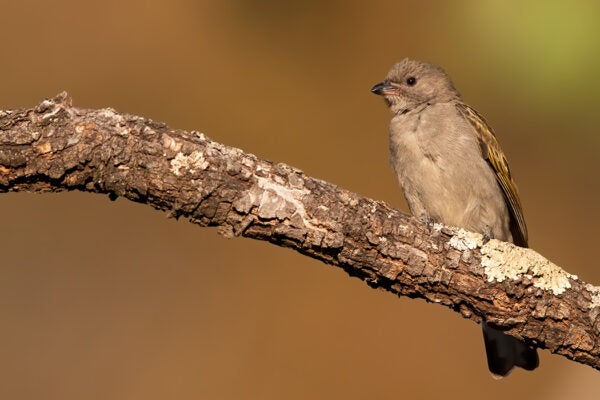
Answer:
406;77;417;86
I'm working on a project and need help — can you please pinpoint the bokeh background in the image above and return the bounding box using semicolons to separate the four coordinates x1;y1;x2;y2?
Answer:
1;1;599;399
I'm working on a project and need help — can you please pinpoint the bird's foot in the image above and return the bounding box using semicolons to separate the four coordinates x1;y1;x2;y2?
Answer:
417;213;436;234
482;232;491;245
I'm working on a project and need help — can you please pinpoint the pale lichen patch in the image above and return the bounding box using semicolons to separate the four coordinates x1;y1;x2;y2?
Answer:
232;191;258;214
116;126;129;136
481;240;577;295
257;189;286;219
162;134;182;152
97;108;120;120
191;131;206;140
170;151;209;176
432;222;445;232
584;284;600;309
257;176;309;220
255;176;331;234
449;228;483;251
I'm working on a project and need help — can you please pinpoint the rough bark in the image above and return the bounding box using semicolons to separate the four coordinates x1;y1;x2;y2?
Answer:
1;93;599;371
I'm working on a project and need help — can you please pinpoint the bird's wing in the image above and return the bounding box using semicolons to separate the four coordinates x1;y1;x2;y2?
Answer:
455;103;528;247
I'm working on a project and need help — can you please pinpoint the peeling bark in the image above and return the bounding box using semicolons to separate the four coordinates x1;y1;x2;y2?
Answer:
1;93;599;371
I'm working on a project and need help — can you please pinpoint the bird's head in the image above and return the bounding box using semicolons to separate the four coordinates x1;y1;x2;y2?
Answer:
371;58;460;114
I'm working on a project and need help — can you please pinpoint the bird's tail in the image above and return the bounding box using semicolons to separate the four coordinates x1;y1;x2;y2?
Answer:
482;321;539;378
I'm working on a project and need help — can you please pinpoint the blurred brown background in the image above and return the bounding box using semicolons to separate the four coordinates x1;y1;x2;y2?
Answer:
1;0;599;398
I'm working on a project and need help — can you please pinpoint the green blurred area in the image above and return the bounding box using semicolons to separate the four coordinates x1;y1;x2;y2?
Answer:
0;1;598;399
465;1;600;131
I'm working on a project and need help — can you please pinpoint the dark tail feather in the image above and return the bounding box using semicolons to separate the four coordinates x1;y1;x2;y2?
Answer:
482;321;539;378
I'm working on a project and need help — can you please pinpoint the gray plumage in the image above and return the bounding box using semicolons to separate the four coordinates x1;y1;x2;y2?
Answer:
371;58;538;377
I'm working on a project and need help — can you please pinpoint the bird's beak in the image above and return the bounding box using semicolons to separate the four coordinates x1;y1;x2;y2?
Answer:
370;81;397;96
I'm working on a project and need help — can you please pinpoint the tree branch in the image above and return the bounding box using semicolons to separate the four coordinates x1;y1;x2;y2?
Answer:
1;93;599;371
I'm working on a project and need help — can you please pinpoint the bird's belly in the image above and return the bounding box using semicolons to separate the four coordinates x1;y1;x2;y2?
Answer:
402;157;472;224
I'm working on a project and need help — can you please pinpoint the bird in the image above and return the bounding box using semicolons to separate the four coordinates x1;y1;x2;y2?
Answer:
370;58;538;377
